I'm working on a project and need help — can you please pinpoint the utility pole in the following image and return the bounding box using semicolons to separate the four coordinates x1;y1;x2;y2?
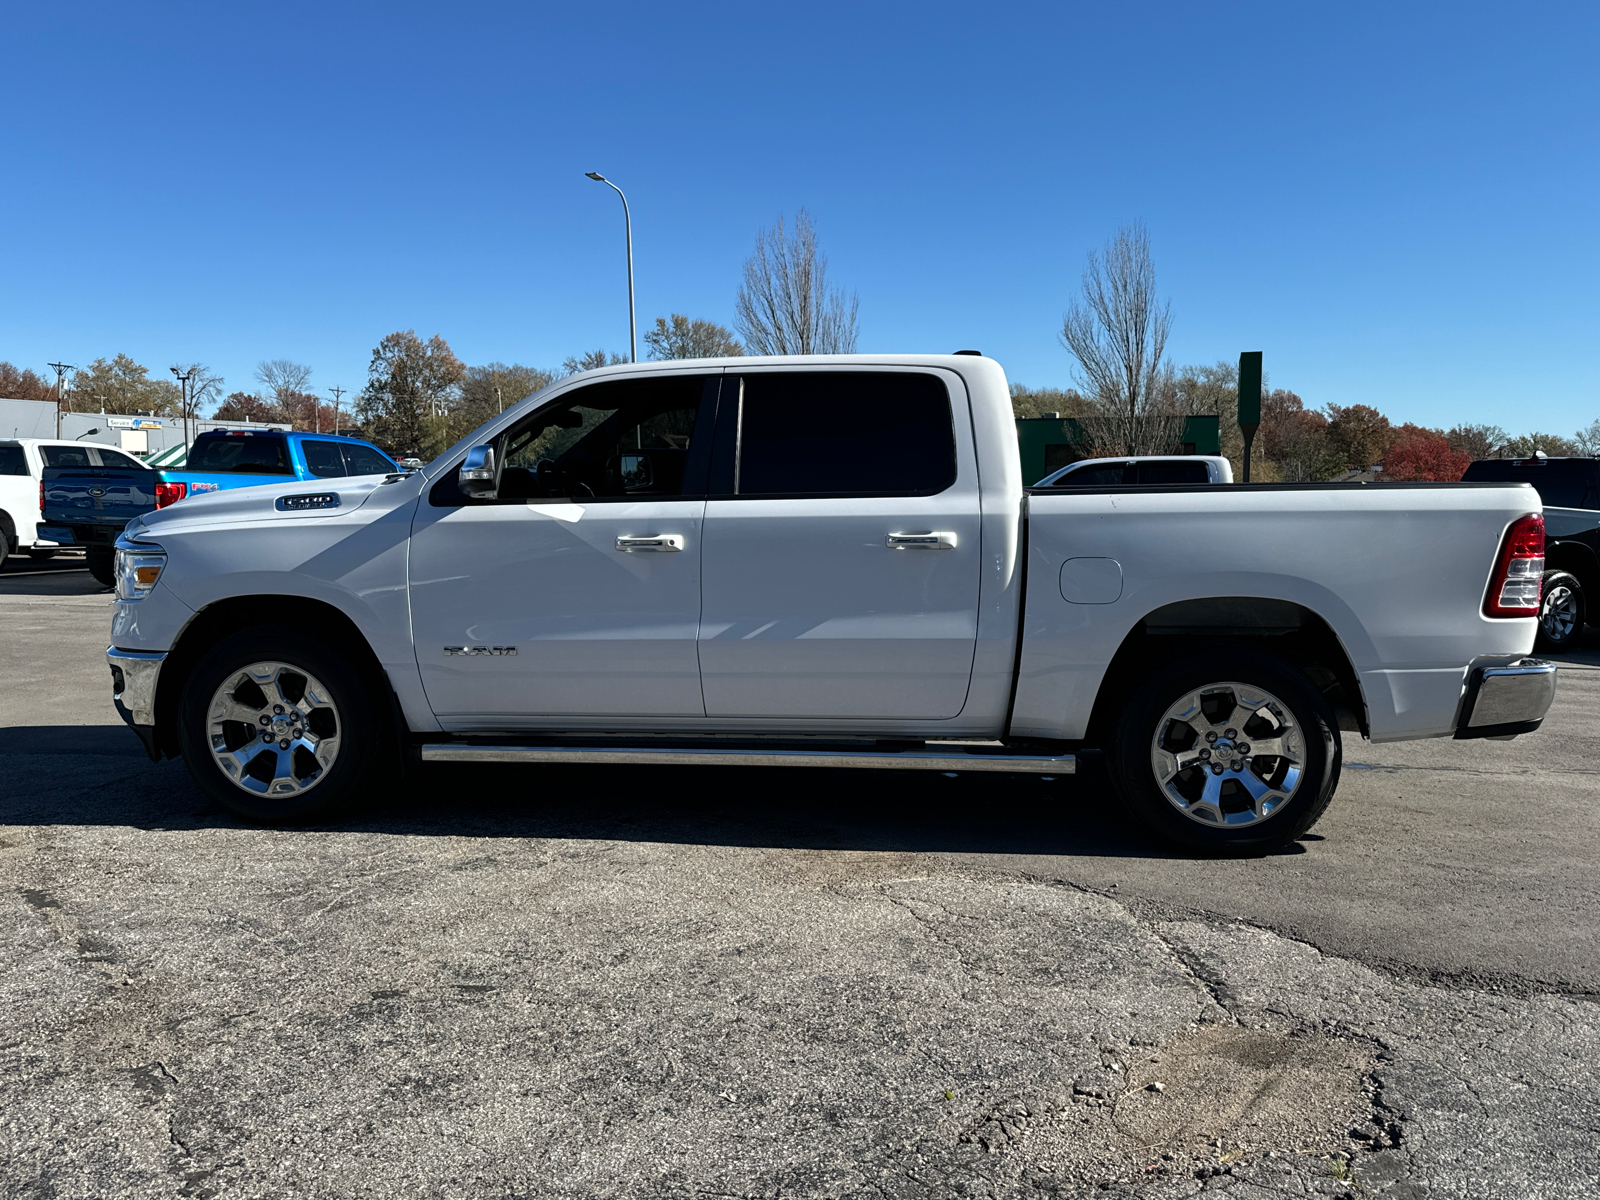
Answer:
329;385;345;434
585;172;637;363
496;385;502;414
170;367;194;462
48;362;74;437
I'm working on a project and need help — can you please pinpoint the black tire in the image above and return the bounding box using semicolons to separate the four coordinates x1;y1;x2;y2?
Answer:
177;625;392;823
0;535;9;572
1535;571;1585;651
1109;648;1342;855
26;547;59;561
86;546;115;587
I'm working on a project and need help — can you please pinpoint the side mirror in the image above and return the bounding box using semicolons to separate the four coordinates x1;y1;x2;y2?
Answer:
619;453;652;490
458;444;497;499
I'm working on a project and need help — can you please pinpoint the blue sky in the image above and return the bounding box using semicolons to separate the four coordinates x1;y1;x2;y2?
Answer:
3;1;1596;433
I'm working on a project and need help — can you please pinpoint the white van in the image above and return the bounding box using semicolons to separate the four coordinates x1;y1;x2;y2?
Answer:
0;438;148;570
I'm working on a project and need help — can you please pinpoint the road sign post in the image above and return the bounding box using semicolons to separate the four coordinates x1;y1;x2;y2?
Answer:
1238;351;1262;483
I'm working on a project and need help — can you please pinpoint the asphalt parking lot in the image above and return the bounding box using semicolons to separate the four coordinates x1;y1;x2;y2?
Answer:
4;556;1599;1199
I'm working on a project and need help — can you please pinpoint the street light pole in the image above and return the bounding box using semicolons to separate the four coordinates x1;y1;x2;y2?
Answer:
585;172;636;363
170;367;193;462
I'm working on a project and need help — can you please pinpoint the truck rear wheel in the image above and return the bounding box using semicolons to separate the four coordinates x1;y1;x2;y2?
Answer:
86;546;115;587
177;626;387;823
1108;648;1341;855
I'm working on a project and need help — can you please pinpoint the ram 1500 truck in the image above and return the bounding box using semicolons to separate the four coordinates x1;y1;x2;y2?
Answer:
104;356;1556;852
41;429;399;585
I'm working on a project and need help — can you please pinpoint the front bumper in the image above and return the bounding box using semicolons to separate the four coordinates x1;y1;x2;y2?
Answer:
108;646;166;761
1455;658;1557;739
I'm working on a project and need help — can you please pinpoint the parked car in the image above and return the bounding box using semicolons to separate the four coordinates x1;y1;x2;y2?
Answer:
1035;454;1234;488
0;438;149;571
106;355;1554;852
1460;456;1598;650
41;429;398;585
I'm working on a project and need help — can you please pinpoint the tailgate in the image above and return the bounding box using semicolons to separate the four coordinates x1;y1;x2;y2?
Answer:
42;468;158;526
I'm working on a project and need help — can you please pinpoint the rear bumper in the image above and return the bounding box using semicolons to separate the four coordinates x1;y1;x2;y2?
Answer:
39;523;121;546
108;646;166;762
1455;658;1557;739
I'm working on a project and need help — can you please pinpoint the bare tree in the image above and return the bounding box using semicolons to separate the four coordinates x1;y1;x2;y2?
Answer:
171;363;224;421
254;359;314;424
1570;420;1600;456
734;210;858;355
560;350;627;376
644;314;743;360
1059;223;1179;455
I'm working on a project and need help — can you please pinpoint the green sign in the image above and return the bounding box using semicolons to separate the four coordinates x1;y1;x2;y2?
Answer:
1238;351;1262;429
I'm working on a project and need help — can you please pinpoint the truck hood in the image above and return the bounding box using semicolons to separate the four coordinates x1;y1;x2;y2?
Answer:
129;473;410;537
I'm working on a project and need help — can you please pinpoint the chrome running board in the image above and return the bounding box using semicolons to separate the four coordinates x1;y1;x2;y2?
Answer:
419;741;1075;774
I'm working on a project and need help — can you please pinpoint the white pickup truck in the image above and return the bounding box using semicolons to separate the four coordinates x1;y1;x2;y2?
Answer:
106;355;1556;852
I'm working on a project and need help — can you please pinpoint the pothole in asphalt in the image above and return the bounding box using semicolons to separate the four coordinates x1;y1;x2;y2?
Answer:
1009;1026;1384;1191
1113;1026;1372;1158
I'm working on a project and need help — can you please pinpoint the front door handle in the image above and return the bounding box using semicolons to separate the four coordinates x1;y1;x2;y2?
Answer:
886;531;958;550
616;534;686;552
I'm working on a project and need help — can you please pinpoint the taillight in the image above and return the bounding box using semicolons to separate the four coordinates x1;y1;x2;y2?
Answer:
154;481;188;508
1484;513;1544;617
39;480;45;514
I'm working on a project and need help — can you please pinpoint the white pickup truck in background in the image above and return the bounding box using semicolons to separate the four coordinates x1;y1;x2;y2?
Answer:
105;355;1555;852
1035;454;1233;488
0;437;149;570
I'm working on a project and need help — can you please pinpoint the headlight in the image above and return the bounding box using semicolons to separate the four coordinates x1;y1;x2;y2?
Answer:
114;543;167;601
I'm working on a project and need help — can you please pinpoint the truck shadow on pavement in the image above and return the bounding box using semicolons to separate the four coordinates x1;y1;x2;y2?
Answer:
3;727;1240;860
0;551;107;597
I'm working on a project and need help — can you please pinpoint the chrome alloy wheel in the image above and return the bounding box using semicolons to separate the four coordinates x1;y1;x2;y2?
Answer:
206;661;341;797
1149;682;1305;827
1541;583;1579;642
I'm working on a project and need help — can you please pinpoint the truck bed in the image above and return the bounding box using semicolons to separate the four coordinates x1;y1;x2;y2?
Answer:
1013;479;1541;743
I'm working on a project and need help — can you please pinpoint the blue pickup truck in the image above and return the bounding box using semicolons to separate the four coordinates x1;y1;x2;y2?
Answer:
40;429;400;585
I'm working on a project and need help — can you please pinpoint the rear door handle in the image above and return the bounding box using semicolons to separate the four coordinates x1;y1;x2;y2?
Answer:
616;534;686;552
886;531;958;550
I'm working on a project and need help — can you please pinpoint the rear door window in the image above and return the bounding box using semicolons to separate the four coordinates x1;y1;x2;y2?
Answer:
1136;461;1210;485
187;436;295;475
301;440;348;478
1051;463;1130;487
340;443;397;477
41;445;93;468
90;448;146;470
0;445;25;475
726;371;956;497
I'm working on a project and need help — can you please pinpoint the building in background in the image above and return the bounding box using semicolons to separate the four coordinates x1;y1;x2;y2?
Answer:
0;398;289;466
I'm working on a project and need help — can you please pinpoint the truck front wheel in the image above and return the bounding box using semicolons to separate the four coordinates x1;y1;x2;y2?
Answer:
1109;649;1341;854
86;546;115;587
177;626;387;823
1536;571;1584;651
